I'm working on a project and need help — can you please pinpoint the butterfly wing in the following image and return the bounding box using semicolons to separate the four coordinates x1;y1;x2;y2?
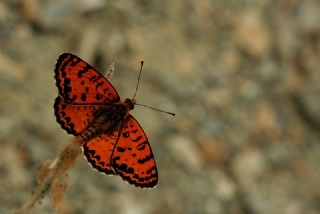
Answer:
54;96;101;135
54;53;120;104
82;131;119;175
54;53;120;135
112;115;158;188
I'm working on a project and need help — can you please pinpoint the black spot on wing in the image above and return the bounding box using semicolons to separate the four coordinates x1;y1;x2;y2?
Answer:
81;93;87;102
77;64;91;77
138;153;154;164
96;81;104;90
132;136;142;142
70;57;81;66
122;132;130;138
96;93;102;100
117;147;126;153
89;75;101;83
136;141;147;150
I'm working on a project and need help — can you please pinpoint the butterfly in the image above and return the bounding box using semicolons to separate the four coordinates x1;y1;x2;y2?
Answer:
53;53;160;188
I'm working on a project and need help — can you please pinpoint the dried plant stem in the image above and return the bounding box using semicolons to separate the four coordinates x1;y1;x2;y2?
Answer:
15;138;81;214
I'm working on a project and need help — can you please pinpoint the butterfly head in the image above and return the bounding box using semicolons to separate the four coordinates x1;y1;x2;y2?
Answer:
125;98;136;110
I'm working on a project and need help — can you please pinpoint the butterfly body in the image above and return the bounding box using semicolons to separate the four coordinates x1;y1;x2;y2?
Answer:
54;53;157;188
77;98;136;143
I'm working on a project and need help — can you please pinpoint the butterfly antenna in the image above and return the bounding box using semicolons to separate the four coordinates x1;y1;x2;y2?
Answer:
133;61;175;117
136;103;175;117
132;61;144;100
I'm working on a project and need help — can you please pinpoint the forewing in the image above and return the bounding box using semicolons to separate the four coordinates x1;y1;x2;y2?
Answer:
54;53;120;104
54;96;99;135
112;115;158;188
82;132;119;175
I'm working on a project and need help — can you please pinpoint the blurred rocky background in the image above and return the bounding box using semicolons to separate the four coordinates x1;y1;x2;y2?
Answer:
0;0;320;213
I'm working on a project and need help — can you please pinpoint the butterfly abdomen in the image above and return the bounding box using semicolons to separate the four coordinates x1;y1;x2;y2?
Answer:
78;125;99;143
78;104;127;144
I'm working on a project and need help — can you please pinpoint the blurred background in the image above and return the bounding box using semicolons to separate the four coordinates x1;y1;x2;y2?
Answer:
0;0;320;213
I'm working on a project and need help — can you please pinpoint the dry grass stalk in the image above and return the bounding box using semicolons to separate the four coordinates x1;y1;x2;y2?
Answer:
15;138;80;214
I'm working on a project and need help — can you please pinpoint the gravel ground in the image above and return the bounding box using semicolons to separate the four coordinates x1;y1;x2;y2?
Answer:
0;0;320;214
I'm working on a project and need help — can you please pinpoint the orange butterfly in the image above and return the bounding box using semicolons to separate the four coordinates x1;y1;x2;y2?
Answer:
54;53;173;188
